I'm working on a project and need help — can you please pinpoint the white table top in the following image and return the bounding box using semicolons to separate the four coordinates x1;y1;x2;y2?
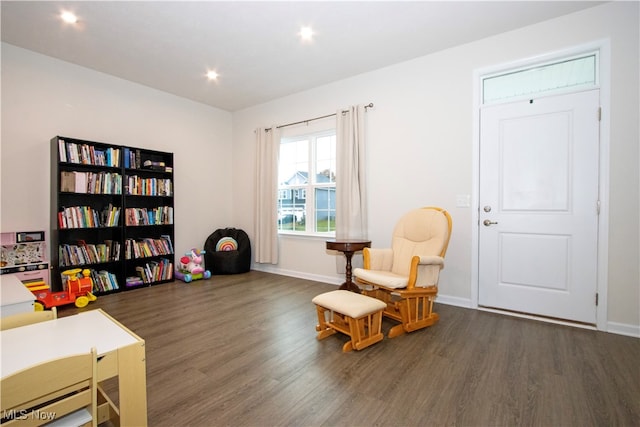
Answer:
0;274;34;307
1;309;140;379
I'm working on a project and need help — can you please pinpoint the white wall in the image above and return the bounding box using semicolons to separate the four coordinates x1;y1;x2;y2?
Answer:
232;2;639;332
0;43;233;258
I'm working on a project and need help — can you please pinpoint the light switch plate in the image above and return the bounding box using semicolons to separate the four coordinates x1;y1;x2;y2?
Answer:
456;194;471;207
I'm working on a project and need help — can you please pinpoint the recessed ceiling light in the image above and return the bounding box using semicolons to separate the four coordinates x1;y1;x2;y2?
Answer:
206;70;219;81
299;26;314;42
60;11;78;24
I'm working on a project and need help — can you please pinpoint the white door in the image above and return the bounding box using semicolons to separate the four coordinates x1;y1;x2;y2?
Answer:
478;89;600;324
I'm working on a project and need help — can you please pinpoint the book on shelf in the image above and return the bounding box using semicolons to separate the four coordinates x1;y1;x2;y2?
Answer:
67;268;118;293
89;269;119;292
137;159;172;173
126;176;172;196
58;205;121;229
100;204;121;227
58;206;96;229
58;139;68;162
58;239;121;267
60;171;75;192
125;206;173;226
134;258;173;283
123;147;130;169
143;160;165;168
60;171;122;195
135;265;152;283
160;235;174;253
75;172;87;193
105;239;121;262
125;276;144;287
124;236;174;260
59;140;120;167
80;144;91;165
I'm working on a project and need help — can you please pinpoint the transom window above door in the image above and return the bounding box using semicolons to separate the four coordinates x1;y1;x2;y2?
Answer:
482;52;598;104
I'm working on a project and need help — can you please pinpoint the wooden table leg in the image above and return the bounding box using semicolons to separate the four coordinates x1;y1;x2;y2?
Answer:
117;342;148;426
338;251;361;293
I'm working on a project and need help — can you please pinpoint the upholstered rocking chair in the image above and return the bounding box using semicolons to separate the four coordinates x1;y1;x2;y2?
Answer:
353;207;452;338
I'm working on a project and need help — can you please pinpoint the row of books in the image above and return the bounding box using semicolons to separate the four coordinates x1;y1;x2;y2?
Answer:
124;235;174;260
123;148;141;169
58;204;121;229
58;139;120;167
135;258;173;284
59;268;119;292
58;240;121;267
125;176;172;196
125;206;173;226
60;171;122;194
123;148;173;172
143;160;173;173
90;269;119;292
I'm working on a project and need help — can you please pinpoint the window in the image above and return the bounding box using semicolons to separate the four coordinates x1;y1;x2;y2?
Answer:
278;130;336;234
278;189;290;200
482;52;598;104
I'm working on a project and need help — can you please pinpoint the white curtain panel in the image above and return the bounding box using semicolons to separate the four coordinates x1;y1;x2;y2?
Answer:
336;104;368;239
335;105;369;272
254;127;280;264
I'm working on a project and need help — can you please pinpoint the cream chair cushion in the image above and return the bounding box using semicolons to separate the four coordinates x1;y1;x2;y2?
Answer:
390;208;449;277
354;269;409;289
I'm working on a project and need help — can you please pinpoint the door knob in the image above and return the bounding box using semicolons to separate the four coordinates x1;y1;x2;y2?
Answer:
483;219;498;226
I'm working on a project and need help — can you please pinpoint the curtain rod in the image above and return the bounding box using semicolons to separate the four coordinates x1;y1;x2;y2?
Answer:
267;102;374;131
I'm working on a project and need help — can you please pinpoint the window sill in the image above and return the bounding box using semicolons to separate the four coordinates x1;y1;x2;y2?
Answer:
278;231;335;240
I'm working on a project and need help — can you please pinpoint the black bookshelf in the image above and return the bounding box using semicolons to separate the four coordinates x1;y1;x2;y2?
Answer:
51;136;174;293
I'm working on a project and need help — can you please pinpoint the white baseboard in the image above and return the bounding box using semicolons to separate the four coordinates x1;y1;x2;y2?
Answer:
434;294;472;308
252;264;341;286
252;267;639;338
606;321;640;338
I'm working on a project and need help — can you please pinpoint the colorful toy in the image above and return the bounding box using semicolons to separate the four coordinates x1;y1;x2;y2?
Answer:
175;249;211;283
215;237;238;252
26;268;97;310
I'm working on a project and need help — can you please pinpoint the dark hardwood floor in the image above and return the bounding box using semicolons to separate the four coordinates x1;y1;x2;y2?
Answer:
58;270;640;427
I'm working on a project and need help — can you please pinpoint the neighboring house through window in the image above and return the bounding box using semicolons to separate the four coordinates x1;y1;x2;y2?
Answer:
278;129;336;234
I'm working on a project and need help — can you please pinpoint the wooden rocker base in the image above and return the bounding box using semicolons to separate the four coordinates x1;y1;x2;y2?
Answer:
387;312;440;338
362;288;440;338
312;290;387;352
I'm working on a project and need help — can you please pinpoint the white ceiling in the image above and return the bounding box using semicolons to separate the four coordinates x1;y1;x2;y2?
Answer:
1;1;604;112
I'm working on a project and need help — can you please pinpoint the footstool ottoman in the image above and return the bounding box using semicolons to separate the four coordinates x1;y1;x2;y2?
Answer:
312;290;387;352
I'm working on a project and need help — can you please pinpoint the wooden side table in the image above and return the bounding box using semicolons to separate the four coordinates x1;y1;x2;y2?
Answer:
326;239;371;293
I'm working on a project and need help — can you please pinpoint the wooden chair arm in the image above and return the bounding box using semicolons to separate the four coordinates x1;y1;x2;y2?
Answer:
407;255;445;289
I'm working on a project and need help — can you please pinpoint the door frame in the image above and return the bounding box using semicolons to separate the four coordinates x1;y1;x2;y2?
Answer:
471;39;611;331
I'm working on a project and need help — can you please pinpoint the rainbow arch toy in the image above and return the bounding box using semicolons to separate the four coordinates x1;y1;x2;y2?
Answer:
215;237;238;252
